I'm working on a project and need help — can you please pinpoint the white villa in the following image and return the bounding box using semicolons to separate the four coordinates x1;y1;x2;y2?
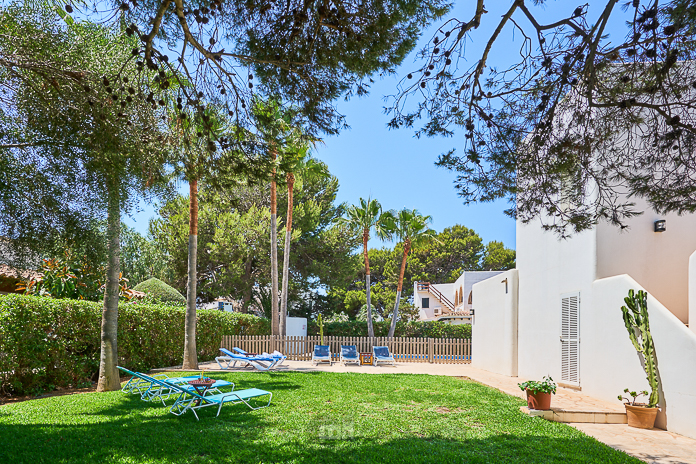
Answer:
471;196;696;440
414;271;503;324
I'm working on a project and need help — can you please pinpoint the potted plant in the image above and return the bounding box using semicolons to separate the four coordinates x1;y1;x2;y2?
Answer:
620;289;660;429
518;376;556;410
618;389;658;429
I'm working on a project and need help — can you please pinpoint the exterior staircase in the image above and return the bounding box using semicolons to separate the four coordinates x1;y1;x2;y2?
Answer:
417;282;455;311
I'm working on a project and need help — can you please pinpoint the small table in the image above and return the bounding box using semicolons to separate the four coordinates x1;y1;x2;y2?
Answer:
359;352;373;366
187;378;215;396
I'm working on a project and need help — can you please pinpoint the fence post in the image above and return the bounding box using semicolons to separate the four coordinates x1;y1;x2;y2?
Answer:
428;337;434;363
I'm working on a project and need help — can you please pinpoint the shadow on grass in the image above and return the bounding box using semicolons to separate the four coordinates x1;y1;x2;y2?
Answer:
0;400;639;464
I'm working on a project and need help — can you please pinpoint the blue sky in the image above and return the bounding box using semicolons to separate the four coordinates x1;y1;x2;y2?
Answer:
123;2;630;251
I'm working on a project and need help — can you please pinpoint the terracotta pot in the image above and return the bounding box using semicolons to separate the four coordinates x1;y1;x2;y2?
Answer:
526;390;552;410
625;404;658;429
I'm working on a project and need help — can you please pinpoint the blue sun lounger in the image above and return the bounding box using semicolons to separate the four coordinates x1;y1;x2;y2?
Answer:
232;347;286;366
340;345;360;365
215;348;286;371
163;379;272;420
312;345;332;365
373;346;396;366
118;366;200;394
118;366;233;404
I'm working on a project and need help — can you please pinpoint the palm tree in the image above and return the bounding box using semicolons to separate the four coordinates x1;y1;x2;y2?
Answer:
337;198;393;338
252;99;304;336
172;105;229;369
279;154;327;335
387;209;437;338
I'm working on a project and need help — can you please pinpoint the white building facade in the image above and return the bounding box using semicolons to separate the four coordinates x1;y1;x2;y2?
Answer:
472;196;696;439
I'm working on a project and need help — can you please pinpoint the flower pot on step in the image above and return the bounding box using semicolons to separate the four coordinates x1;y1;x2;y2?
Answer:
625;404;658;429
526;390;552;410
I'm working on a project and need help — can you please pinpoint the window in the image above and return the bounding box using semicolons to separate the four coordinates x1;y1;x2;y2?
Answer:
422;297;429;308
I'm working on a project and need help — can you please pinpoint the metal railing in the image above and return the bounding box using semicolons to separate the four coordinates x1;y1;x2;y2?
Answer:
416;282;455;310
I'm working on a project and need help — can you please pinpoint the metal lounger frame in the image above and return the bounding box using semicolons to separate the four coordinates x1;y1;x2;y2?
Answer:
168;386;273;420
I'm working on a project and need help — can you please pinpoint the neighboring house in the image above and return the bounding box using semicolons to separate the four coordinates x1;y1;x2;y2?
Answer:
0;238;41;294
414;271;503;324
200;298;241;312
0;264;41;295
472;195;696;440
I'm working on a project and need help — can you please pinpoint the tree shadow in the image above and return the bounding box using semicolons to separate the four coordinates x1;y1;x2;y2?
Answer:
0;402;639;463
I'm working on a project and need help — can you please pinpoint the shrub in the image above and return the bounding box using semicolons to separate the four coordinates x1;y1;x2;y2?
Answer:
307;320;471;339
0;294;269;396
132;277;186;306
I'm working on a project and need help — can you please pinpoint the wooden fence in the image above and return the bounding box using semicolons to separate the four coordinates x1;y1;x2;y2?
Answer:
220;335;471;364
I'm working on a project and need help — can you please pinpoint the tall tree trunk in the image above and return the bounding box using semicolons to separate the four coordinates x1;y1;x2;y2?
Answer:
183;178;198;369
270;153;279;336
242;254;253;314
97;184;121;392
280;172;295;337
388;239;411;338
363;228;374;338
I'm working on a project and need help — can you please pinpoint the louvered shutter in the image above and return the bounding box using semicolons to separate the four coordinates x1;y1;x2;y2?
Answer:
560;293;580;385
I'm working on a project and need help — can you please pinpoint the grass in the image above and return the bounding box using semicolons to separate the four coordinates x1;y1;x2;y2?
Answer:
0;371;639;464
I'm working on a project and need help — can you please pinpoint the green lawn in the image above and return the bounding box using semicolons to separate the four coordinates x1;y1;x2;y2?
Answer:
0;371;639;464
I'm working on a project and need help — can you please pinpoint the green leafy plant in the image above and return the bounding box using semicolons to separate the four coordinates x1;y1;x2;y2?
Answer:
518;376;557;395
621;289;659;408
18;254;136;302
0;294;269;396
618;388;650;406
132;278;186;306
307;320;471;339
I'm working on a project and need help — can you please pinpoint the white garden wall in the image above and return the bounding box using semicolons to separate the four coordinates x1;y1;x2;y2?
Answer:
471;269;518;376
587;275;696;438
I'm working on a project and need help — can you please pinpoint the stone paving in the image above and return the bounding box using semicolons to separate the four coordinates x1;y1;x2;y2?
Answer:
174;360;696;464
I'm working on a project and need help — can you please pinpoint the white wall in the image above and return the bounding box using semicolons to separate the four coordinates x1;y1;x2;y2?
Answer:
690;250;696;334
455;271;504;312
471;269;519;376
587;275;696;438
596;198;696;324
516;219;597;382
286;317;307;337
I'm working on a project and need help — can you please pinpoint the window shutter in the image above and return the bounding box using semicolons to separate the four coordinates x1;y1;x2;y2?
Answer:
560;293;580;385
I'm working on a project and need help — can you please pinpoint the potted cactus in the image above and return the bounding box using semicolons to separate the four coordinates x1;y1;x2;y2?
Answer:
620;289;660;429
518;376;556;410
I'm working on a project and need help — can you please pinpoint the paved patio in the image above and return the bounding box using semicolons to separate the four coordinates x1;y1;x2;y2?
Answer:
163;360;696;464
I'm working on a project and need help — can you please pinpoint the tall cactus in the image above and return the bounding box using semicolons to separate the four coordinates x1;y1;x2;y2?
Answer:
317;313;324;345
621;289;660;408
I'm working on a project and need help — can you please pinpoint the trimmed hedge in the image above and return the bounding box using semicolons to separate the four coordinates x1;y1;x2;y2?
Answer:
132;277;186;305
0;294;269;396
308;320;472;339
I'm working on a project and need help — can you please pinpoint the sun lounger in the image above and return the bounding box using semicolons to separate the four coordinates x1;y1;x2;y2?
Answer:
340;345;360;365
215;348;286;371
126;372;270;419
312;345;331;365
373;346;396;366
232;347;287;366
118;366;198;394
117;366;233;404
169;383;273;420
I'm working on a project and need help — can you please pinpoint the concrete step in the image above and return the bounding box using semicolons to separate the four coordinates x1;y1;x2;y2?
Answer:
521;406;627;424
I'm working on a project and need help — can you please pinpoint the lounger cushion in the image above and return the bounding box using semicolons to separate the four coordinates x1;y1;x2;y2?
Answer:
200;388;271;405
314;345;330;357
373;347;392;357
